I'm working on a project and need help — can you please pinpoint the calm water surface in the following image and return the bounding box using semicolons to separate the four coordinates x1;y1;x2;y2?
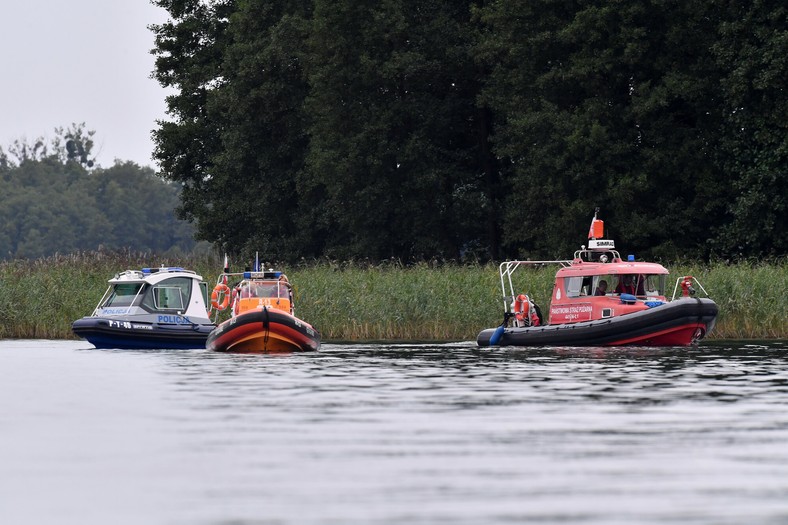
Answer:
2;339;788;525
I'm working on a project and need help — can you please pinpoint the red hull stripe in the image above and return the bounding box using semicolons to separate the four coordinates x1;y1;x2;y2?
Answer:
605;322;705;346
208;309;320;352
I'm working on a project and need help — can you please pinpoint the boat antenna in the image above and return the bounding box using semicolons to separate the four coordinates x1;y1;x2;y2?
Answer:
254;251;260;272
222;254;230;284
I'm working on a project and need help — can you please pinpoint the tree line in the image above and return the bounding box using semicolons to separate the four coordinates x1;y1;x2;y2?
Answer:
0;125;197;259
151;0;786;263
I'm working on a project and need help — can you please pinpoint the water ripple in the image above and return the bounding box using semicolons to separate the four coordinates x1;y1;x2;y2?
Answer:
2;340;788;524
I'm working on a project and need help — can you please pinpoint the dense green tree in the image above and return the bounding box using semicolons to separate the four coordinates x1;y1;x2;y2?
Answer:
474;0;728;260
153;0;324;262
304;0;490;260
712;1;788;257
79;162;196;253
151;0;787;262
0;130;196;259
152;0;499;262
151;0;235;247
0;158;97;258
204;0;313;260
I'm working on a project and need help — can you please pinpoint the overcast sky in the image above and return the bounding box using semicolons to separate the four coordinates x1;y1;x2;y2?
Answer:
1;1;173;168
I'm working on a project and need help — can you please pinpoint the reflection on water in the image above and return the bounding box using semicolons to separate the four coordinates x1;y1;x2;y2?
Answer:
1;339;788;525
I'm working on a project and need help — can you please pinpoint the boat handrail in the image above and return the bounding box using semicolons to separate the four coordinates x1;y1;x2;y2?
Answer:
216;270;287;282
572;248;622;262
91;283;146;317
141;267;197;275
670;275;711;301
90;285;115;316
498;260;570;313
498;260;571;269
110;269;200;282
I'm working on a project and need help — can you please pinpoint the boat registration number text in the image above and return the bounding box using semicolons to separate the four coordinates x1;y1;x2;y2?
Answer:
107;321;153;330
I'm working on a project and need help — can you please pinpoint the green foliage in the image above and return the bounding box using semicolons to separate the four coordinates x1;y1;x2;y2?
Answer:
711;2;788;257
0;153;197;259
288;261;501;340
206;0;313;259
152;0;499;263
151;0;787;262
150;0;235;240
672;260;788;339
474;0;729;259
0;251;221;339
303;1;490;261
1;254;785;340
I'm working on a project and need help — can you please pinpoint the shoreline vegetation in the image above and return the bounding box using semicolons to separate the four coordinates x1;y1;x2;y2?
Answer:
1;251;785;341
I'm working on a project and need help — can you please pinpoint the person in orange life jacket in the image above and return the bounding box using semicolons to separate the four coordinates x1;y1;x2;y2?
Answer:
615;275;636;295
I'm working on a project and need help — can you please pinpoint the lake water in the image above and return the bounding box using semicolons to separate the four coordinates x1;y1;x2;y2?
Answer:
2;339;788;525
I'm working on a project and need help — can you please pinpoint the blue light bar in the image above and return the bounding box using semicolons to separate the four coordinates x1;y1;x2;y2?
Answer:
242;271;283;279
142;267;185;274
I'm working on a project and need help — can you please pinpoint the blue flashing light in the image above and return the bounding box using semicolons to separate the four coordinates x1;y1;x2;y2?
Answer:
627;254;635;261
142;267;185;274
243;271;251;279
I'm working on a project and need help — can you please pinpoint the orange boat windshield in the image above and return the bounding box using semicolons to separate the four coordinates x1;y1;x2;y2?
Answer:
234;280;293;315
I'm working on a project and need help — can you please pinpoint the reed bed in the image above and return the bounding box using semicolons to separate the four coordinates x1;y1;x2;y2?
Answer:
1;252;785;341
288;261;502;341
671;261;788;340
0;250;220;339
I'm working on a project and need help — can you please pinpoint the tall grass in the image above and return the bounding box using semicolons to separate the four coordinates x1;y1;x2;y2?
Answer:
1;252;785;341
0;250;221;339
288;261;502;341
671;261;788;339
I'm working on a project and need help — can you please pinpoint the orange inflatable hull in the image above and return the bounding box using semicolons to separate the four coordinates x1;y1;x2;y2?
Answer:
207;308;320;353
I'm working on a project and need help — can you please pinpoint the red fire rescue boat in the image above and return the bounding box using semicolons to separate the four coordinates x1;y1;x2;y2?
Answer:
477;210;718;347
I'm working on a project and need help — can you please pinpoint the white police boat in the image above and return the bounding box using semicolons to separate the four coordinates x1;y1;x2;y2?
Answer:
72;267;215;349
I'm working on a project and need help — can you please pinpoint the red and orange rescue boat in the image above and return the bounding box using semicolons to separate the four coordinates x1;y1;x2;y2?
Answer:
477;210;718;347
206;269;320;353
